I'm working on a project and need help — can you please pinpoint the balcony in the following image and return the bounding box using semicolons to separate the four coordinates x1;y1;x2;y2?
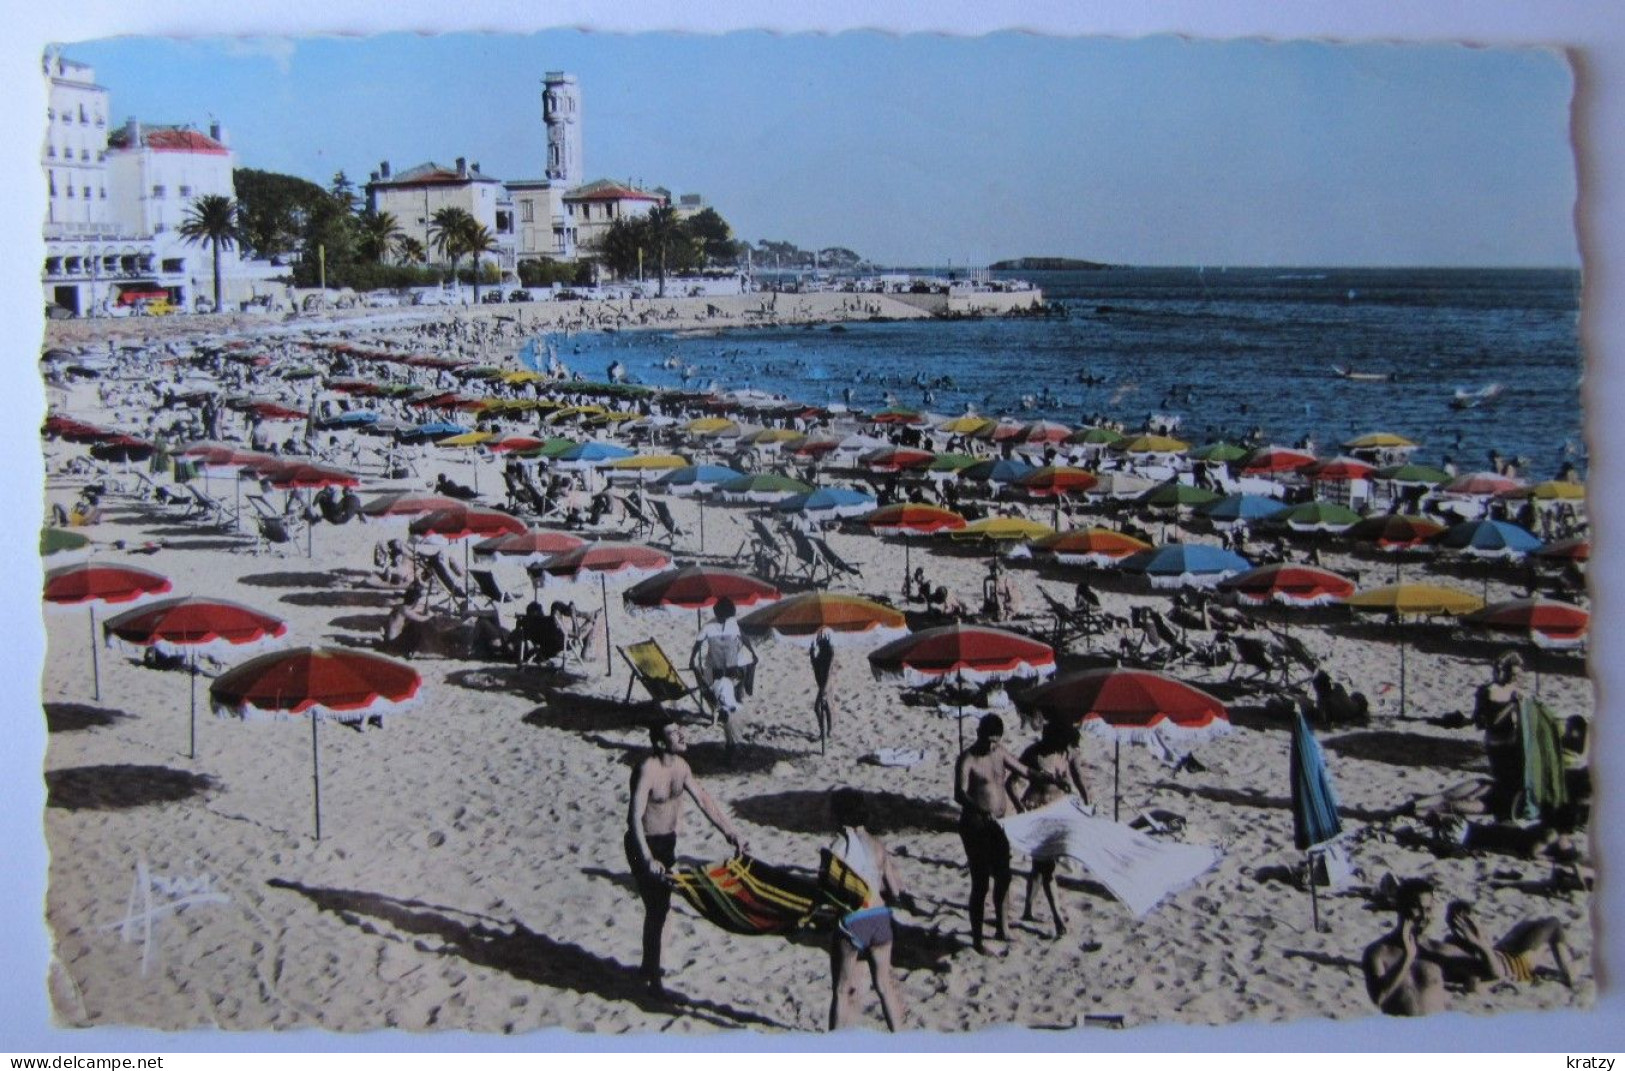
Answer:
43;221;126;241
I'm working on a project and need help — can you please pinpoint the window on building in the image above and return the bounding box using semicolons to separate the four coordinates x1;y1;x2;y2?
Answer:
78;105;87;123
46;144;55;158
83;187;91;199
66;186;74;198
162;259;183;273
95;114;104;127
48;172;56;196
520;201;534;223
152;185;165;198
99;187;106;199
179;185;192;197
80;149;89;161
155;223;165;233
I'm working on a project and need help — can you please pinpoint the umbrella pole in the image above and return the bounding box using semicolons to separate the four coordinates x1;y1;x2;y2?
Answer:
89;607;100;702
904;539;911;598
306;491;314;559
1308;851;1323;932
234;477;241;533
1399;638;1408;717
602;572;612;677
311;714;323;841
188;650;197;760
1114;737;1121;823
699;500;706;554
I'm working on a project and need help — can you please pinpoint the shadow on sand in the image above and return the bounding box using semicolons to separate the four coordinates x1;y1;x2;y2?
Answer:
238;570;343;589
1321;729;1483;771
732;789;957;836
46;764;216;811
44;702;133;733
1157;781;1392;824
266;878;789;1029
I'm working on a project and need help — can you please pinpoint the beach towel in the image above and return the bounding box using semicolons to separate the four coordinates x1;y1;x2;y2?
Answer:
1516;696;1568;822
669;855;832;936
1000;797;1221;918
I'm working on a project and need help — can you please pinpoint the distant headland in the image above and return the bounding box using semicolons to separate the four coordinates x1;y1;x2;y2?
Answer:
989;257;1113;271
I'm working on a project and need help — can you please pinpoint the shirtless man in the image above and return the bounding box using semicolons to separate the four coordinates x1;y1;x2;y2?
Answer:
954;714;1058;954
1473;651;1525;819
1008;721;1092;939
1362;879;1454;1016
1444;900;1574;990
626;719;748;997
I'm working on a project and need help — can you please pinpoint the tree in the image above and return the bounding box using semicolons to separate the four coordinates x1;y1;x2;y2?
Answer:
463;223;500;303
428;206;477;295
594;216;646;280
395;235;427;268
233;168;329;261
643;205;682;298
329;171;360;215
177;194;238;311
684;207;739;267
356;209;404;264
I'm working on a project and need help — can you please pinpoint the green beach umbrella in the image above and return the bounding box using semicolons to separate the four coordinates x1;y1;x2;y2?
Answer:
1375;463;1451;485
1139;481;1222;509
1274;501;1363;532
41;528;91;557
1190;442;1249;463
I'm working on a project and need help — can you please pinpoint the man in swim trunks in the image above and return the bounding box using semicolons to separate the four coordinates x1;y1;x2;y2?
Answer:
1473;650;1525;819
1445;900;1575;991
954;714;1061;955
626;718;748;997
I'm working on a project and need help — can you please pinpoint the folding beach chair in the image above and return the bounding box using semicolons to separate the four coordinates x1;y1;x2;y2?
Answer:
786;528;833;585
650;499;686;544
618;493;657;542
246;494;303;555
1037;587;1093;652
416;550;468;612
469;569;514;612
621;639;711;718
1227;634;1292;687
811;535;864;581
184;484;241;530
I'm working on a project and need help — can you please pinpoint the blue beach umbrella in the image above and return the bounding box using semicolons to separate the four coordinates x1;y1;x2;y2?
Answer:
959;458;1037;486
1436;519;1543;560
1291;708;1343;931
775;486;877;519
396;421;469;443
655;464;745;494
1197;493;1288;526
1120;542;1252;589
321;410;381;428
555;440;636;466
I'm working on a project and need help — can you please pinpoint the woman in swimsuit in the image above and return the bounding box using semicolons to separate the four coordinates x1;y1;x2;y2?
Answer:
824;788;909;1032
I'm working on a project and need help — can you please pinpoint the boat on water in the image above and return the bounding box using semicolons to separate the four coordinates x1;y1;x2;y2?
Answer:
1450;382;1506;410
1331;365;1397;382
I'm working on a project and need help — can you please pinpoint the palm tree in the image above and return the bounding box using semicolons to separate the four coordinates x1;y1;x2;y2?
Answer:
356;209;403;264
176;194;238;312
427;206;476;298
642;204;681;298
463;223;500;304
395;235;427;268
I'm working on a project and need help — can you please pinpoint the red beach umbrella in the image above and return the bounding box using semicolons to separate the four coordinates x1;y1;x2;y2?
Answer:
472;529;587;564
360;492;465;521
1218;563;1357;607
44;563;172;701
1035;527;1153;566
859;447;937;473
103;596;288;758
1536;538;1590;563
1020;667;1231;819
861;503;967;536
1442;471;1524;497
211;646;422;839
1344;514;1446;551
739;592;909;647
409;505;527;544
266;463;360;490
624;565;781;614
1018;420;1074;444
247;401;308;421
538;541;673;583
1467;598;1589;650
870;623;1057;748
1304;456;1376;483
1240;446;1316;476
1017;466;1100;498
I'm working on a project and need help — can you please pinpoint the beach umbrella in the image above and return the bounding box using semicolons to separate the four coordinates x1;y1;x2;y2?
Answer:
1346;583;1485;714
1466;598;1589;650
608;453;690;472
44;563;172;701
435;430;498;448
1435;519;1543;560
1035;527;1152;567
959;458;1037;486
861;503;967;536
1343;514;1445;552
1114;434;1190;456
1240;446;1316;476
1016;466;1100;498
1120;542;1251;589
775;486;878;521
1290;709;1343;932
624;566;781;615
1343;432;1417;452
1442;471;1524;497
1304;456;1375;483
360;492;465;522
787;436;844;460
655;464;745;495
1020;667;1230;820
740;427;804;447
948;516;1055;547
1189;442;1249;463
472;529;586;565
89;436;157;463
685;416;740;437
538;541;673;585
554;441;636;476
1273;500;1363;533
716;473;815;504
1219;563;1356;607
1197;493;1289;526
925;453;981;477
1499;480;1586;503
408;505;527;544
486;436;547;454
41;527;91;560
937;415;996;436
1138;481;1222;511
211;646;422;839
1018;419;1073;444
739;592;908;647
870;624;1057;748
1536;538;1589;563
103;596;288;759
870;408;925;426
396;421;470;443
859;446;936;473
246;401;307;421
1374;463;1451;486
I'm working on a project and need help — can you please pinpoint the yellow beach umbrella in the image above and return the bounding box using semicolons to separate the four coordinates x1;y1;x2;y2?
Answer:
502;370;547;384
436;431;497;448
608;453;690;471
1504;480;1585;501
1342;432;1418;450
949;516;1056;543
1347;582;1484;715
686;416;741;436
1115;434;1190;454
938;415;996;435
742;427;803;445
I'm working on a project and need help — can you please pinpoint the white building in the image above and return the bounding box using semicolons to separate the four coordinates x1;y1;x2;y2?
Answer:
566;178;667;257
365;158;516;278
42;51;110;231
105;118;236;239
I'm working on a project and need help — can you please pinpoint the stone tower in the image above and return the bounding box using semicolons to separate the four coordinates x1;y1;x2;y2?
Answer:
543;71;581;187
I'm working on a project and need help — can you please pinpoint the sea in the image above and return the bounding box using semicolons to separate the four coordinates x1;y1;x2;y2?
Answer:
560;267;1585;479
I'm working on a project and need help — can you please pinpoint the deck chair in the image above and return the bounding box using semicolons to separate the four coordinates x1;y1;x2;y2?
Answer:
246;494;302;555
786;527;832;584
183;484;240;530
1037;587;1094;651
619;494;657;541
734;516;787;577
811;535;864;580
469;569;514;611
417;551;468;611
1117;607;1181;668
650;499;686;544
1228;635;1291;686
621;639;710;718
1273;631;1321;686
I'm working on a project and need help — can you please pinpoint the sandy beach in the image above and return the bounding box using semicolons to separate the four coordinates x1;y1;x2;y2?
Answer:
38;301;1594;1035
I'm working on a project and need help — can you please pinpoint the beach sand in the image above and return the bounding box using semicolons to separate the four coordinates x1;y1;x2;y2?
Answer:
38;304;1594;1034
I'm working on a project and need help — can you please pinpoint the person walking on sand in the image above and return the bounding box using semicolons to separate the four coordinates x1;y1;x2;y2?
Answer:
1008;721;1093;940
625;718;748;998
824;788;910;1032
1474;650;1525;820
811;626;837;749
691;597;756;754
954;714;1059;955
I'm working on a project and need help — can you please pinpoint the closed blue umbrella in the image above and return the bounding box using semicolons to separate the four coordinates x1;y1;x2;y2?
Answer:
1291;708;1343;932
1120;542;1252;589
1436;519;1543;559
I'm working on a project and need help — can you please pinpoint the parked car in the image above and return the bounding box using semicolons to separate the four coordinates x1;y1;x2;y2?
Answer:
508;289;533;303
481;291;505;304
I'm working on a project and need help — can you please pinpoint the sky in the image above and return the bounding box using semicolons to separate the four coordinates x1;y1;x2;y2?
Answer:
59;29;1580;268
